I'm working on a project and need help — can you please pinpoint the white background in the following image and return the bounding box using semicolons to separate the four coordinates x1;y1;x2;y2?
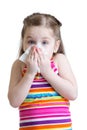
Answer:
0;0;87;129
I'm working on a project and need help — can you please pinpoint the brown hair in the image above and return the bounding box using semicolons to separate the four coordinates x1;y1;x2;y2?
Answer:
18;12;65;57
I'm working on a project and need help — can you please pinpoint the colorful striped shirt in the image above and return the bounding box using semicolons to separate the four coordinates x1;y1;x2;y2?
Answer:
19;60;72;130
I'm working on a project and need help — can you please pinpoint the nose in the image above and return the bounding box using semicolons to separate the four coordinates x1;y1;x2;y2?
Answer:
30;42;42;51
36;42;42;49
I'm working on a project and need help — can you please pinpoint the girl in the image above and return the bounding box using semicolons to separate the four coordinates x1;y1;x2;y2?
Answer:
8;13;78;130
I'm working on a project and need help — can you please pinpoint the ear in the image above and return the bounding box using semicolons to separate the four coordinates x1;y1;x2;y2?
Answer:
53;40;60;53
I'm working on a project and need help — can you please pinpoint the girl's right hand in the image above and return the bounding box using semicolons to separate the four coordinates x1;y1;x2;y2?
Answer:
25;46;38;75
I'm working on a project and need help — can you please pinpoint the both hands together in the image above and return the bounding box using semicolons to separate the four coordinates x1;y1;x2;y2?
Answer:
25;46;51;76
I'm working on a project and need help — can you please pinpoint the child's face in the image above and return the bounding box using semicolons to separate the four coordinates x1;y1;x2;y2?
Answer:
22;26;60;59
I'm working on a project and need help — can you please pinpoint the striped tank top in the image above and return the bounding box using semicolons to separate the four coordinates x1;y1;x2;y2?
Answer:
19;60;72;130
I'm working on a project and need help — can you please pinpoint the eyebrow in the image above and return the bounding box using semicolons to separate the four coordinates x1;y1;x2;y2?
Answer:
26;36;32;39
42;37;50;40
26;36;51;40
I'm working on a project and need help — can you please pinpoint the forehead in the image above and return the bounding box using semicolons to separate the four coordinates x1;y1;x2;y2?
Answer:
24;26;55;39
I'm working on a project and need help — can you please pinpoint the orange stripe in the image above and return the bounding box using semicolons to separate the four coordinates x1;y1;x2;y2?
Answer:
19;123;72;130
29;88;55;93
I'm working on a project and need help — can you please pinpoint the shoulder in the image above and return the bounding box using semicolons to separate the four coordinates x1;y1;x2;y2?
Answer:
11;59;25;74
10;59;26;83
53;53;73;77
53;53;77;92
53;53;68;67
12;59;21;69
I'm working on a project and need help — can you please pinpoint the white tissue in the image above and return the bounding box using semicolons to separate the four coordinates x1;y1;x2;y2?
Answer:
19;43;47;73
19;48;30;63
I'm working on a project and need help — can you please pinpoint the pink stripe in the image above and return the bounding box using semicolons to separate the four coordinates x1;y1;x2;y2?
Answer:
20;107;69;117
54;68;57;72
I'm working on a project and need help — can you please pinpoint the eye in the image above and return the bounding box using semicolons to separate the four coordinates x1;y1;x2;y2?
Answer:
42;41;48;45
28;40;35;44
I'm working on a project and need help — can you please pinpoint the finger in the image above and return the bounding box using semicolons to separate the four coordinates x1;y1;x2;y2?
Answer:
36;48;44;61
33;50;37;61
30;50;38;62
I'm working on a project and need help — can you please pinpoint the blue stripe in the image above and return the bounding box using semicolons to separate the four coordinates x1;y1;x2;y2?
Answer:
26;92;60;99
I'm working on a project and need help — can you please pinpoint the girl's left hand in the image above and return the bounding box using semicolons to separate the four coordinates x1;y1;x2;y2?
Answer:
36;48;51;76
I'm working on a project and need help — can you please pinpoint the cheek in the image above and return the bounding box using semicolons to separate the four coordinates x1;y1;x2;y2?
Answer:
22;43;25;51
23;42;29;51
22;40;26;50
46;49;54;59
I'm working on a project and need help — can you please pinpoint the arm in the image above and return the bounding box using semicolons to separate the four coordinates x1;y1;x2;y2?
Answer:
8;60;36;108
8;48;38;107
38;53;78;100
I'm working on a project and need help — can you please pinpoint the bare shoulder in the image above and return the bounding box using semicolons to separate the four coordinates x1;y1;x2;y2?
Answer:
11;60;20;75
9;60;25;87
54;53;77;85
54;53;68;66
54;53;72;72
10;59;26;80
11;59;25;72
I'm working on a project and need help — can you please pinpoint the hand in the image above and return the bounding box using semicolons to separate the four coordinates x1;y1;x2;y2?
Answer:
36;48;51;75
25;46;38;75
